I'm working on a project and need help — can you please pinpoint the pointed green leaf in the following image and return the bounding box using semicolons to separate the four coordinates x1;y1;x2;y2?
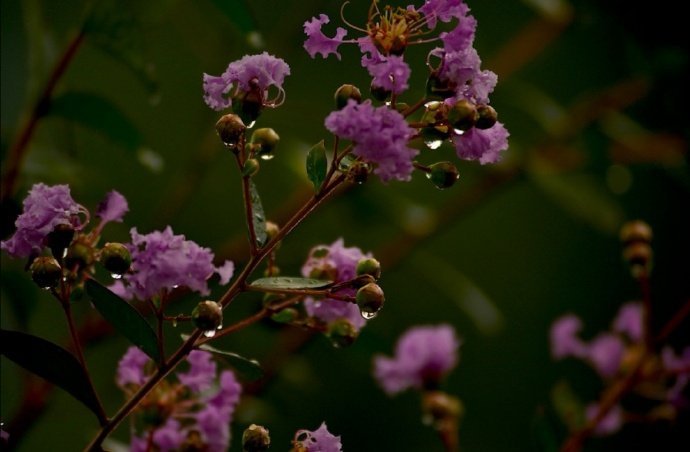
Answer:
181;335;263;381
250;276;333;290
50;91;143;152
248;180;267;247
85;279;161;363
306;140;328;193
1;329;105;423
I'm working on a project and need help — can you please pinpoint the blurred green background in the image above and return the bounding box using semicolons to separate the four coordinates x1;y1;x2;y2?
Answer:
1;0;689;450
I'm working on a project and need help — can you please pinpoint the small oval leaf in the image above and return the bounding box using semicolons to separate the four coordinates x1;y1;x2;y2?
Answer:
0;329;106;424
249;277;333;290
307;140;328;193
249;180;267;247
85;279;161;363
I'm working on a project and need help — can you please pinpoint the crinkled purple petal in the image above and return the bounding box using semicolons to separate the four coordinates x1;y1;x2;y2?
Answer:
612;302;643;343
453;121;509;164
152;419;186;451
96;190;129;225
550;314;587;359
196;405;231;452
294;422;342;452
216;260;235;285
224;52;291;93
208;370;242;412
367;55;411;95
178;350;217;392
203;73;232;111
440;13;477;51
304;14;348;60
419;0;467;29
586;333;625;378
116;346;150;387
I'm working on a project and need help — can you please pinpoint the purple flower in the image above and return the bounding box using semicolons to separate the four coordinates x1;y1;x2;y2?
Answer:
177;350;217;392
152;419;186;451
96;190;128;225
367;55;411;95
203;52;291;111
586;333;625;379
1;183;87;258
293;422;342;452
304;14;348;60
440;13;477;52
612;302;643;342
585;403;623;436
301;239;371;331
452;121;509;164
374;324;460;395
120;226;232;300
196;405;231;452
116;346;150;387
207;370;242;411
325;100;418;182
550;314;587;359
217;260;235;285
419;0;468;30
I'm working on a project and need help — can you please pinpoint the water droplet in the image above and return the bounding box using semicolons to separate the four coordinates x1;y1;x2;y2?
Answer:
453;128;465;136
42;286;52;291
172;284;180;289
203;329;216;338
110;273;122;279
223;142;238;150
360;310;378;320
172;318;178;328
247;120;256;129
424;139;443;150
259;154;274;161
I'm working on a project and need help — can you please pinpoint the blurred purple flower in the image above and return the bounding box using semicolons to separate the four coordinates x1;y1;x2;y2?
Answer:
293;422;342;452
96;190;128;225
586;333;625;379
585;403;623;436
151;419;186;451
304;14;348;59
612;302;643;342
374;324;460;395
1;183;86;258
325;100;418;182
116;346;150;387
550;315;588;359
177;350;217;392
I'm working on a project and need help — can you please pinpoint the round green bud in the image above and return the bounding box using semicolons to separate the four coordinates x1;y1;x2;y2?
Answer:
475;104;498;130
30;256;62;289
215;114;247;150
427;161;460;189
192;300;223;332
355;282;385;319
352;274;377;289
370;82;390;102
243;158;261;177
425;72;455;100
271;307;299;324
232;89;263;125
620;220;653;245
100;242;131;276
447;99;478;131
356;257;382;280
251;128;280;159
64;239;94;271
46;223;75;258
327;318;358;348
242;424;271;452
335;84;362;110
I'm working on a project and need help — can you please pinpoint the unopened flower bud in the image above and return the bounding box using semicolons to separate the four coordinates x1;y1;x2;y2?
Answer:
64;239;94;271
271;307;299;324
100;242;131;276
428;161;460;189
347;162;370;184
242;424;271;451
370;82;390;102
425;72;455;100
181;430;206;451
192;300;223;332
623;242;652;276
356;283;385;319
335;84;362;110
327;318;358;348
243;158;260;177
475;105;498;130
233;89;263;125
265;221;280;241
448;99;478;131
620;220;653;245
356;257;381;280
216;114;246;149
251;128;280;160
46;223;74;258
30;256;62;289
352;274;377;288
422;391;463;426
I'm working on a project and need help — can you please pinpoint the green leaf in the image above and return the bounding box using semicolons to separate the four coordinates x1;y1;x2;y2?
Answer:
82;0;158;95
181;335;263;381
550;381;585;431
50;91;143;152
85;279;161;363
249;180;267;247
0;329;105;424
249;277;333;290
306;140;328;193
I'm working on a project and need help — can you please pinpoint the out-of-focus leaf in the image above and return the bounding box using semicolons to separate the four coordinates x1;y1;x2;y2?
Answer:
521;0;573;22
249;277;333;290
530;172;624;234
85;279;160;363
413;251;504;335
0;329;105;423
208;0;256;34
181;334;263;381
82;0;157;95
0;269;38;329
50;91;142;152
551;381;585;431
306;140;327;193
249;180;267;247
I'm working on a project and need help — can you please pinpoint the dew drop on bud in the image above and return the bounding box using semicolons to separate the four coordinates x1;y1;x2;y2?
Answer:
259;154;274;161
110;273;122;279
360;310;378;320
424;139;443;150
247;120;256;129
203;329;216;338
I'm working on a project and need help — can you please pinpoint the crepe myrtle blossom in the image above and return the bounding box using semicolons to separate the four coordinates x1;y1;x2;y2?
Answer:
292;422;343;452
203;52;290;111
374;324;460;395
116;226;234;301
301;238;373;331
325;100;418;182
585;403;624;436
117;347;241;452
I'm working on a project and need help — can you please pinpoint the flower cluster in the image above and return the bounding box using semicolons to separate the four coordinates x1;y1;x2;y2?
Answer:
117;347;242;451
291;422;343;452
374;324;460;395
112;226;234;301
